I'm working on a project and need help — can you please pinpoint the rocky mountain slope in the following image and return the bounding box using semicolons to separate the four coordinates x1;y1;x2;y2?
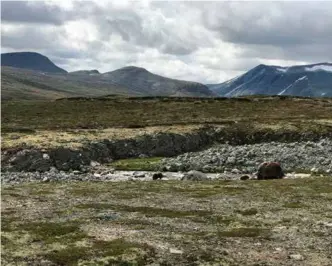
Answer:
1;52;214;100
1;52;67;74
208;63;332;97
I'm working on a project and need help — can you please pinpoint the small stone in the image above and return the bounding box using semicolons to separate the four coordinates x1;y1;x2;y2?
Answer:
169;248;183;254
231;168;241;174
42;153;50;160
311;167;318;173
226;157;236;164
90;161;100;167
42;177;49;182
72;170;81;175
93;173;101;178
49;167;58;173
289;254;304;261
133;172;145;178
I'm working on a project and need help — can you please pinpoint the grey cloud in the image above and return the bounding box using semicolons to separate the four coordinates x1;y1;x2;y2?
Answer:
239;43;332;63
1;26;56;50
200;2;332;46
1;1;67;25
1;1;97;25
1;1;332;83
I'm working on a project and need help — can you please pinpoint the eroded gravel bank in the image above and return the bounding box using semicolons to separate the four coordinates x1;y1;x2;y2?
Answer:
160;139;332;174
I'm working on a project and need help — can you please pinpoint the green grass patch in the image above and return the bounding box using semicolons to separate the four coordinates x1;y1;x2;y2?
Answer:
17;221;86;244
109;157;163;171
44;238;155;266
235;208;258;216
283;201;306;208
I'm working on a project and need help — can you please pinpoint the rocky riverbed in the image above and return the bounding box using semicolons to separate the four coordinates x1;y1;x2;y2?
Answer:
0;169;316;185
2;139;332;185
160;139;332;174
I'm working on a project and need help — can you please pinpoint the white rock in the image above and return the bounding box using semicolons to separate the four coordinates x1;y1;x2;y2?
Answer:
289;254;304;260
42;177;49;182
169;248;183;254
42;153;50;160
311;167;318;173
90;161;100;167
231;168;241;174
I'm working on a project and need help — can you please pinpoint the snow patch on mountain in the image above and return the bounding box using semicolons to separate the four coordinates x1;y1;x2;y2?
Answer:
277;67;288;73
278;76;307;95
305;64;332;72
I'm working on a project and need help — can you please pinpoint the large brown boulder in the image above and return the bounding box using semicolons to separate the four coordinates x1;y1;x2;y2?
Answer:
257;162;285;180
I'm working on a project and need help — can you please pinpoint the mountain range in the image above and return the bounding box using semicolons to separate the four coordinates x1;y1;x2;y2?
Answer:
1;51;331;100
1;52;214;100
207;63;332;97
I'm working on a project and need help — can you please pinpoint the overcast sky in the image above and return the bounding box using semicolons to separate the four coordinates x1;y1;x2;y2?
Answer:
1;1;332;83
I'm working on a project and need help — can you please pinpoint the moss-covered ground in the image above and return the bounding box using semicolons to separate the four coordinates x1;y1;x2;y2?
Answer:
2;177;332;265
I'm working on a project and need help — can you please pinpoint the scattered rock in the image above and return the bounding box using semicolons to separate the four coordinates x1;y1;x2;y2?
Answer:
90;161;100;167
133;172;145;178
181;170;208;181
169;248;183;254
289;254;304;261
42;177;49;182
231;168;241;174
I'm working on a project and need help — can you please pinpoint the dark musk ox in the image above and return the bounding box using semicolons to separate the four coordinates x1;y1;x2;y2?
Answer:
257;162;285;180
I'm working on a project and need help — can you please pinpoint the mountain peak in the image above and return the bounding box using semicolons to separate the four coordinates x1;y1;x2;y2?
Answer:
119;66;149;73
1;51;67;74
207;62;332;97
70;69;100;75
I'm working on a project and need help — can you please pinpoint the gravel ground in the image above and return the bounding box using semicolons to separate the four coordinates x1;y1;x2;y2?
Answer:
1;170;315;185
160;139;332;174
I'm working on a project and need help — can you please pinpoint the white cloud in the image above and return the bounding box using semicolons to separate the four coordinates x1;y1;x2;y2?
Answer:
1;1;332;83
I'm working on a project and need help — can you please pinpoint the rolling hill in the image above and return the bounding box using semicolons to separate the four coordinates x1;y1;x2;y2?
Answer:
1;52;214;100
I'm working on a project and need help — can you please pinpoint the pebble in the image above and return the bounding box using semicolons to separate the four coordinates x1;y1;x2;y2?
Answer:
289;254;304;261
169;248;183;254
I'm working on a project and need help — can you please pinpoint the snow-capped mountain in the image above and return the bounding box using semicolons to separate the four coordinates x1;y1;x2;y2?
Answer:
208;63;332;97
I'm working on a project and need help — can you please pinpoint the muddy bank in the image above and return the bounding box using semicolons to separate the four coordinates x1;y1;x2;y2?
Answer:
2;126;332;172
